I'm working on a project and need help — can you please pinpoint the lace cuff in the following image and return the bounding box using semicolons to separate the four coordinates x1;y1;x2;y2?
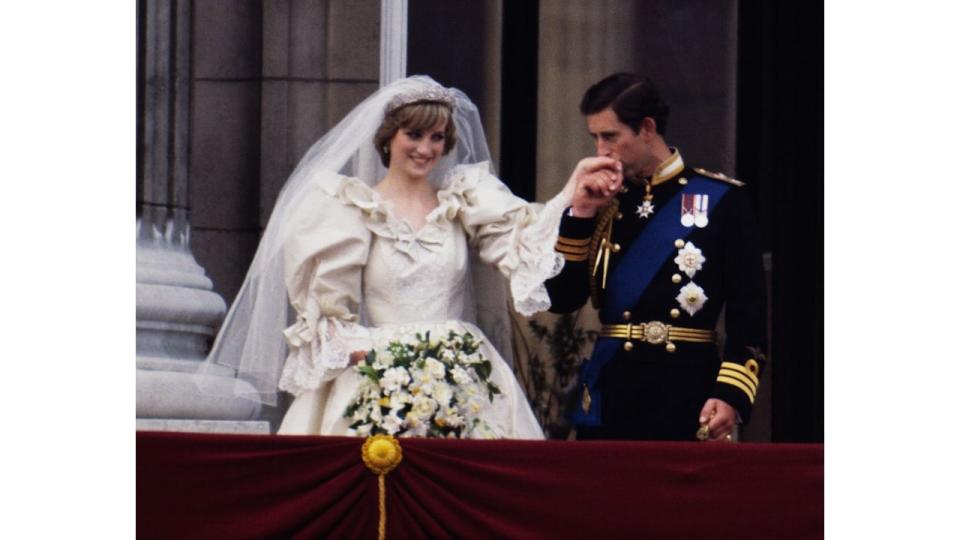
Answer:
437;162;572;317
509;194;568;316
278;315;372;397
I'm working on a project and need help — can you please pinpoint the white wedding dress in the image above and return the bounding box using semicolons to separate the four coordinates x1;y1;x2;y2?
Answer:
276;162;568;439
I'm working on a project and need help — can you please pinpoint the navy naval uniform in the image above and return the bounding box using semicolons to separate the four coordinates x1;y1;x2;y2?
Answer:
547;150;767;441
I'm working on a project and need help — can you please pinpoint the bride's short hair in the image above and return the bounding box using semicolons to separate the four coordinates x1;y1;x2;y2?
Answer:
373;101;458;166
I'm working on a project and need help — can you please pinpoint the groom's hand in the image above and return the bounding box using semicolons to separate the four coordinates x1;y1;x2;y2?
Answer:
698;398;737;441
569;157;623;218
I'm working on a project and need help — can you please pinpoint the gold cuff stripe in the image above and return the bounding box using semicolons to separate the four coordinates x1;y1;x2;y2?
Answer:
557;236;592;247
717;369;758;395
716;376;756;404
556;249;589;260
720;362;760;386
555;244;589;255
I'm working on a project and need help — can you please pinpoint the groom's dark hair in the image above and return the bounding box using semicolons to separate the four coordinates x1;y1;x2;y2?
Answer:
580;73;670;136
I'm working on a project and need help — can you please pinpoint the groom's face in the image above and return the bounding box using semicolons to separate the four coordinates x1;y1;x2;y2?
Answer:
586;108;651;180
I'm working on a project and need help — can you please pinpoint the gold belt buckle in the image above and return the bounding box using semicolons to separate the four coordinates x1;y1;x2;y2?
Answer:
641;321;668;345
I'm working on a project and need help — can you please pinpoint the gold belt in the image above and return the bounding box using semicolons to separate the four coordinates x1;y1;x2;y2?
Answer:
600;322;715;352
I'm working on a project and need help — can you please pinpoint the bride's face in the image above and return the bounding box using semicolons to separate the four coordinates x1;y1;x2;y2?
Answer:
388;121;448;179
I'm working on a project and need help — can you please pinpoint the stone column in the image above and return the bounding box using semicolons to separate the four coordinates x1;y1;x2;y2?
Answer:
380;0;407;85
536;0;643;200
136;0;265;432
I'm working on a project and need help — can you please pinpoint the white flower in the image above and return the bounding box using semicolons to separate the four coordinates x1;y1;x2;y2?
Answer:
437;407;464;428
354;423;373;437
411;394;438;418
373;351;395;369
381;412;403;435
351;406;369;422
441;349;456;362
389;391;413;410
379;367;411;393
424;357;446;379
676;281;708;316
674;241;706;278
451;366;471;385
410;368;435;396
402;414;429;437
433;381;453;407
466;396;486;415
368;402;383;422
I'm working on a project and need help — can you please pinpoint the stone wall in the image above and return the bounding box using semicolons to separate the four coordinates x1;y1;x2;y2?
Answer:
190;0;381;307
137;0;381;432
536;0;739;201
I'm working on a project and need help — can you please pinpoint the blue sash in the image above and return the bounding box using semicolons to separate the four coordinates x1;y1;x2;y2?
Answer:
573;175;731;426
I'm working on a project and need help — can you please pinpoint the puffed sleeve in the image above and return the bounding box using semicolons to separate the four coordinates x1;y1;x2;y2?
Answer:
277;177;374;397
437;162;573;316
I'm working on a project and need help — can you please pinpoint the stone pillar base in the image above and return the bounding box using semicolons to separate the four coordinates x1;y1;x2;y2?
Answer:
137;369;263;421
137;418;270;434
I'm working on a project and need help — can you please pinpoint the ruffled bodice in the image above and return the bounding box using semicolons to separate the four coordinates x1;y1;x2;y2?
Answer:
342;170;470;326
277;162;570;398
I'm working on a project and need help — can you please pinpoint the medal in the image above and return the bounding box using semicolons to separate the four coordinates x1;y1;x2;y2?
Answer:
694;194;709;228
681;193;710;228
680;194;696;227
636;198;655;219
636;180;655;219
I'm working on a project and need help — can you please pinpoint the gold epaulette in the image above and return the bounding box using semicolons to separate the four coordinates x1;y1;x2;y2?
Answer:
693;167;745;187
588;200;620;309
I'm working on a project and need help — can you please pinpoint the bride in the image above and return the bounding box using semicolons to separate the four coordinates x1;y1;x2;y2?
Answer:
201;76;618;439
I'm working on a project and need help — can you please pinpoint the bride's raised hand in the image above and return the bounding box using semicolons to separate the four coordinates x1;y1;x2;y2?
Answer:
349;350;369;365
565;156;623;218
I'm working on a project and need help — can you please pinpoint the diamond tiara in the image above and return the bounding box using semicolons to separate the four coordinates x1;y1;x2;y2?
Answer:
386;86;457;114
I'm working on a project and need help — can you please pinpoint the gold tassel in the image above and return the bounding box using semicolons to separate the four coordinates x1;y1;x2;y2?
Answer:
591;213;615;289
378;475;387;539
588;200;620;308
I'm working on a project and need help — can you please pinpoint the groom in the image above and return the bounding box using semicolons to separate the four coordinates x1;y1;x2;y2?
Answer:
548;73;767;442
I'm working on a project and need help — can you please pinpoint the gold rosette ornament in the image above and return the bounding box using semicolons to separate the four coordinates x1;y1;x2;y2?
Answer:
362;435;403;540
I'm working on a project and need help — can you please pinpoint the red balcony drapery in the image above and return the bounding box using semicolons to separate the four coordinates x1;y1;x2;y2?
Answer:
137;432;822;539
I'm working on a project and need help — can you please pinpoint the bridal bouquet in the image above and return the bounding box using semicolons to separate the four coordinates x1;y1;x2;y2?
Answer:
344;329;503;438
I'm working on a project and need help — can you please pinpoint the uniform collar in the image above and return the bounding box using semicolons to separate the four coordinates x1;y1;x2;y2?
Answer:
650;148;684;187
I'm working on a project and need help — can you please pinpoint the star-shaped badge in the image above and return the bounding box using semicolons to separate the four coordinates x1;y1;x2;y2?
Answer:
636;200;655;219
